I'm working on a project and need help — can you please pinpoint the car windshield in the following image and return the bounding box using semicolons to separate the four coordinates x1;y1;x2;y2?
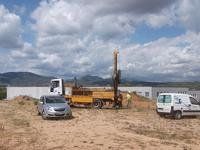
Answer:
45;97;66;103
158;95;172;103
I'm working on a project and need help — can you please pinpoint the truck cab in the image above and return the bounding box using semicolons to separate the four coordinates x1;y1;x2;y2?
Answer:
50;79;65;95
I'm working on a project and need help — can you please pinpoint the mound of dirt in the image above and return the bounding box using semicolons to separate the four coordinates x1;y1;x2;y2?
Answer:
7;96;38;113
121;92;156;110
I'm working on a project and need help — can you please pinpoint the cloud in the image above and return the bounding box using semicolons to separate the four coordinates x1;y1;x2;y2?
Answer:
121;32;200;81
177;0;200;33
2;0;200;82
31;0;175;40
27;0;200;81
28;0;177;77
0;5;23;49
145;6;176;28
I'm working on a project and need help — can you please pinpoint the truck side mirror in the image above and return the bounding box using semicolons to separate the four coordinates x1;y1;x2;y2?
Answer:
50;87;54;92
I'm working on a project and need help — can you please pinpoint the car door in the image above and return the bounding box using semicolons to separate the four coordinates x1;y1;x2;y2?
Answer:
38;96;44;113
189;97;200;116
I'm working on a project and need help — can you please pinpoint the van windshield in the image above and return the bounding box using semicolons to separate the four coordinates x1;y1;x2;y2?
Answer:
158;95;172;103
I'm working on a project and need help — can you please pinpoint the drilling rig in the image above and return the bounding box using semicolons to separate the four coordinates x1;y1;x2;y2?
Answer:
50;50;122;108
112;49;121;108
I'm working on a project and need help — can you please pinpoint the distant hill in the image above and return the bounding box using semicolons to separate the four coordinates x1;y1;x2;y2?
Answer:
77;75;112;86
0;72;54;86
68;75;200;90
1;72;200;89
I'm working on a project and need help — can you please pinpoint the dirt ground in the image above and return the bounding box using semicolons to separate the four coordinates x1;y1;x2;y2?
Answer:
0;95;200;150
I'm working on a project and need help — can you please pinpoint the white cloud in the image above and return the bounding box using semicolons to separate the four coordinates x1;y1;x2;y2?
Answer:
2;0;200;82
121;32;200;81
145;6;176;28
177;0;200;32
31;0;175;41
0;5;23;49
26;0;200;80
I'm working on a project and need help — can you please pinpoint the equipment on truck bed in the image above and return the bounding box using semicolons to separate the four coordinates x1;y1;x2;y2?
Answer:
50;50;122;108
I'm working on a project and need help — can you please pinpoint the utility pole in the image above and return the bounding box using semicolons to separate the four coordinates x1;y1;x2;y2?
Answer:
113;49;120;108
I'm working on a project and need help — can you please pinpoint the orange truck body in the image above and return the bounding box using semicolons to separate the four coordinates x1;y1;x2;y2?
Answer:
64;87;115;105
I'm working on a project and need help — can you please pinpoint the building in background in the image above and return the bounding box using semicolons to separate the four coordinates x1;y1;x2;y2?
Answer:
151;87;189;100
6;86;200;100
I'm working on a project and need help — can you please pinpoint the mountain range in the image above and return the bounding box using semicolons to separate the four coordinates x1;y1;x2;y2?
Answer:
0;72;54;86
0;72;200;90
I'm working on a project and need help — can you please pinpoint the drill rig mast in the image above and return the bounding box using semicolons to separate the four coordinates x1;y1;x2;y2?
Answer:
113;49;121;108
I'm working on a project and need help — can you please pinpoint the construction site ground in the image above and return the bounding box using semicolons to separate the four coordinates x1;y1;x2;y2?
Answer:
0;95;200;150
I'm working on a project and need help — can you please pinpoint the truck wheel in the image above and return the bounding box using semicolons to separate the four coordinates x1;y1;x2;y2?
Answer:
174;111;182;120
93;99;103;109
159;114;165;118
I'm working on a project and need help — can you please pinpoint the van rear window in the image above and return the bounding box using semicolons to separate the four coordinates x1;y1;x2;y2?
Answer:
158;95;172;103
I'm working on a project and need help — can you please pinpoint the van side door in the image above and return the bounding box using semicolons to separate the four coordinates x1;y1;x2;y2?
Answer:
176;95;190;116
189;97;200;115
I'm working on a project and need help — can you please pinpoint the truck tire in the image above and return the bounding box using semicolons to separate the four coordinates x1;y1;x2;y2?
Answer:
174;111;182;120
158;114;165;118
93;99;103;109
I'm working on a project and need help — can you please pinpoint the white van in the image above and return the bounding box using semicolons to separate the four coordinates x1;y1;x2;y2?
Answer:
156;93;200;119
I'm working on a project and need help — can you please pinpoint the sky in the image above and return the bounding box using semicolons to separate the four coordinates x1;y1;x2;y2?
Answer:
0;0;200;82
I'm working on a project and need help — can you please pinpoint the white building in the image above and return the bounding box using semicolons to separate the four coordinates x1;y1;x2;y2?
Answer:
6;86;200;100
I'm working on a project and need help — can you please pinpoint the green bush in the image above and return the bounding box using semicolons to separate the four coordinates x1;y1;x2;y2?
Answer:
0;87;6;100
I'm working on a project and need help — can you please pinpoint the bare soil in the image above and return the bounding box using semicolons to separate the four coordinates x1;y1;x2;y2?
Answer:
0;95;200;150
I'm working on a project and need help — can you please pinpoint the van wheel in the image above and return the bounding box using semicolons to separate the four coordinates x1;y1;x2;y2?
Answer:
174;111;182;120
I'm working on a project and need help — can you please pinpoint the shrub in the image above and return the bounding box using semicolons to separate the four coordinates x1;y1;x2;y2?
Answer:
0;87;6;100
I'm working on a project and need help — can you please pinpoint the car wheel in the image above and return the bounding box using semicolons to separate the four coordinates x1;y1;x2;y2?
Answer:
37;111;41;116
65;111;73;120
174;111;182;120
42;110;47;120
64;115;72;120
93;99;103;109
37;107;41;115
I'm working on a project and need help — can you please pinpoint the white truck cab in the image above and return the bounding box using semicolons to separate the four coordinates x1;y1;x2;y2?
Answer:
156;93;200;119
50;79;65;95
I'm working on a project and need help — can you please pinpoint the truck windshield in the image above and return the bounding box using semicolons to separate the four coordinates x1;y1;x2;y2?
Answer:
158;95;171;103
46;97;66;103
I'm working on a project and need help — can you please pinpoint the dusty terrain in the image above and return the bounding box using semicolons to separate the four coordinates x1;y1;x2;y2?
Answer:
0;95;200;150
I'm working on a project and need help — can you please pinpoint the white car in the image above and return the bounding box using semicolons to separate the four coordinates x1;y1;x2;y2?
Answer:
156;93;200;119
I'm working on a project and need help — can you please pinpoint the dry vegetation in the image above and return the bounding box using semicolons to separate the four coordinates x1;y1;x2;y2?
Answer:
0;95;200;150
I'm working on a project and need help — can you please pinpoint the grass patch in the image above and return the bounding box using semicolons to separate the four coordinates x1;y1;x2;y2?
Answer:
32;98;39;105
0;87;6;100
